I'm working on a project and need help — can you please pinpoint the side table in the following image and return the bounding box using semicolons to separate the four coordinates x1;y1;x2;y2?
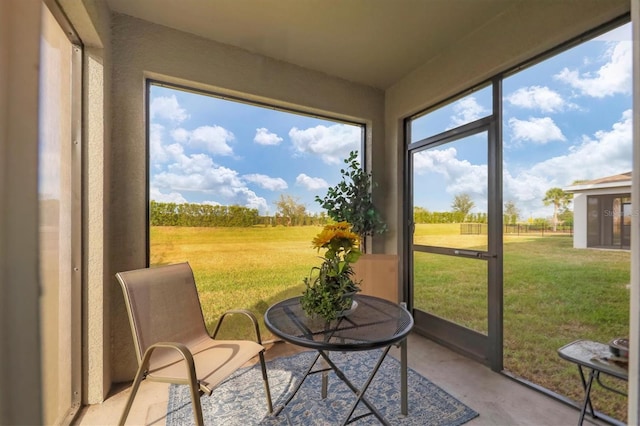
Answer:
558;340;628;426
264;295;414;425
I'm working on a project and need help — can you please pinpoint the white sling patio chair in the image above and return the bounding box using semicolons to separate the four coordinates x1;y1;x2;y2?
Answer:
115;262;273;425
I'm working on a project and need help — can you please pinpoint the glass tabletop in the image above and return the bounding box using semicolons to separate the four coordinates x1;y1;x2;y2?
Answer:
264;295;414;351
558;339;628;380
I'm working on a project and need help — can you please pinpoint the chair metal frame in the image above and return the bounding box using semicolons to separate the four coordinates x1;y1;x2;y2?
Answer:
116;262;273;425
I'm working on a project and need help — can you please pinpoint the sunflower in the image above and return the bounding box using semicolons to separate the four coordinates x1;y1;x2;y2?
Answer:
312;221;360;251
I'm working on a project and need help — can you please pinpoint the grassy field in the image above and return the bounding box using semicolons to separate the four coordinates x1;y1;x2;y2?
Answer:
151;224;630;421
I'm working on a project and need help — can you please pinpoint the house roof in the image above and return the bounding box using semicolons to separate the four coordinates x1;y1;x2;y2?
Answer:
564;172;632;192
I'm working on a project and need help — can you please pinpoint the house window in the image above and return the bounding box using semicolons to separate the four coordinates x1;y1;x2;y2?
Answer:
587;194;631;249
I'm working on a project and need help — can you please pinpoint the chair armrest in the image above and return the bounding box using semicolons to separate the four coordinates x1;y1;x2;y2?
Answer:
141;342;196;369
211;309;263;344
139;342;200;383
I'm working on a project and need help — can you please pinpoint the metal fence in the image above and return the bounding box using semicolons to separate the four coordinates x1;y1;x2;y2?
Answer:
460;223;573;235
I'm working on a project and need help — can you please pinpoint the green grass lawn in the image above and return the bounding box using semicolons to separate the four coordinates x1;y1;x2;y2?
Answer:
151;224;630;421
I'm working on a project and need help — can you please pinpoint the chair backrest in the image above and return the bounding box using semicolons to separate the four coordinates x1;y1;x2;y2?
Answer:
116;262;210;365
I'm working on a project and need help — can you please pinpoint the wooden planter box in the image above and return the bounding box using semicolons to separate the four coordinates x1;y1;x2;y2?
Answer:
352;254;399;303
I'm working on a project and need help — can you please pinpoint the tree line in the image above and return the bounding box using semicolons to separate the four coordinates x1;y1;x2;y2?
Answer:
413;207;488;224
150;201;261;227
151;187;574;228
150;200;328;227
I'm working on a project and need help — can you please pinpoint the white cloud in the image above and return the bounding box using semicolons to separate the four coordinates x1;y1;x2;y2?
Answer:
175;125;235;156
149;187;187;203
506;86;568;113
254;128;283;146
243;174;288;191
150;95;189;123
151;150;273;214
554;41;632;98
230;188;268;213
508;117;566;144
413;146;488;210
192;126;234;154
296;174;329;191
149;123;169;164
154;147;242;191
504;109;632;217
450;97;489;127
289;124;361;165
171;128;190;143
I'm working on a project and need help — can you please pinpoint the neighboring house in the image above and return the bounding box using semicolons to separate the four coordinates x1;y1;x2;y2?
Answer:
565;172;632;249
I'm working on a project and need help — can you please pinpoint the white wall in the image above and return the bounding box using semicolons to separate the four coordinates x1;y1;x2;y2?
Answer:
108;13;386;382
0;0;43;424
573;193;588;248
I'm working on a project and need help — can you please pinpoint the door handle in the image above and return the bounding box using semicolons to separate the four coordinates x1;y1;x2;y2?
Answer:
454;249;480;257
479;252;497;259
453;250;497;259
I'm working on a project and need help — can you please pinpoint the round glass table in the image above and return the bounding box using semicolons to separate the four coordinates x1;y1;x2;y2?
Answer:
264;294;414;425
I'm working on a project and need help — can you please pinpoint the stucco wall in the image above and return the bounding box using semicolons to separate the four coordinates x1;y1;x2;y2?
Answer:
59;0;114;404
109;13;385;382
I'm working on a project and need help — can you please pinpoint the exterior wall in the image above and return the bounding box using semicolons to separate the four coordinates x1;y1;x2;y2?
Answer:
573;193;588;248
109;13;385;382
0;0;43;424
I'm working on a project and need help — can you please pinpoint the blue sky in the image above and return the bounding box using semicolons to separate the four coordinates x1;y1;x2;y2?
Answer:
149;23;632;220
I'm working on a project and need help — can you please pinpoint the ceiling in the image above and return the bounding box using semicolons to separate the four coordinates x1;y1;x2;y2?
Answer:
104;0;521;90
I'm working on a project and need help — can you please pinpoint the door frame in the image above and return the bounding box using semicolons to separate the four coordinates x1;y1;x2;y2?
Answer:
404;81;503;371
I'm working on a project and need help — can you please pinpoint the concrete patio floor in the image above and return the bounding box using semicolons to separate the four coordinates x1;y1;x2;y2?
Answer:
74;333;609;426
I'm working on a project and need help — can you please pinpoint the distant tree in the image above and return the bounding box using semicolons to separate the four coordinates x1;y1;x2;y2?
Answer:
504;200;520;225
543;187;573;232
414;206;429;223
558;207;574;227
451;193;475;221
275;194;306;226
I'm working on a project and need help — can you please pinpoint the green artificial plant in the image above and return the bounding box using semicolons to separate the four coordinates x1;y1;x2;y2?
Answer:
315;150;387;251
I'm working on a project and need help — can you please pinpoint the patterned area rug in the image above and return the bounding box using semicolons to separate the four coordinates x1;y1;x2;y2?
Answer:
166;349;479;425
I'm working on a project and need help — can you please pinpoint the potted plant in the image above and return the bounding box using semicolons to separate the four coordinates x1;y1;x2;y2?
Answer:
300;222;362;322
315;150;399;303
315;150;387;252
